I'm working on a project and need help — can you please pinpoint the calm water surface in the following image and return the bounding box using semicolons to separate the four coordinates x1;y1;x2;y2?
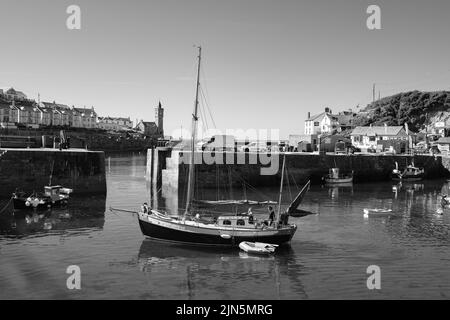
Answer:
1;154;450;299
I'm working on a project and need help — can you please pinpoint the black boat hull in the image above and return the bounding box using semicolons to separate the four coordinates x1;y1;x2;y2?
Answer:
138;218;295;246
13;198;68;211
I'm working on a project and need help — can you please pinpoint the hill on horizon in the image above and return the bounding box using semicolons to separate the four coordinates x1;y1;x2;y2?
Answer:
353;90;450;132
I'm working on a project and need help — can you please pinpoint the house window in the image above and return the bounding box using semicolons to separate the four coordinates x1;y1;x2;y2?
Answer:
369;137;376;142
314;122;319;126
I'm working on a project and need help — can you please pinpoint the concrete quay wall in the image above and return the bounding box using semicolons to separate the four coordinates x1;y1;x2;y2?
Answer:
0;148;107;198
148;149;450;193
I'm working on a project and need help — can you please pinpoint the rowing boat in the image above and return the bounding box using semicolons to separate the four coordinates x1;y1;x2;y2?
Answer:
363;208;397;218
238;241;278;255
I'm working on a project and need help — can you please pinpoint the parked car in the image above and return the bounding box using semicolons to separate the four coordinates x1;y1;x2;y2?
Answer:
240;142;268;152
201;135;236;152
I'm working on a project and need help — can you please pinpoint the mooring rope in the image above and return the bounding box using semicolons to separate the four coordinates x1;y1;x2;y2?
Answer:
0;197;13;215
109;207;138;214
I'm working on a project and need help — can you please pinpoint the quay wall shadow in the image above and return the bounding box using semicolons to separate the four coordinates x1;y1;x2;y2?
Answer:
0;149;107;199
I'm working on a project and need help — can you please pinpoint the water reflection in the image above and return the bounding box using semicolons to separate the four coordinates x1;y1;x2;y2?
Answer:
2;154;450;299
0;194;106;237
137;240;307;299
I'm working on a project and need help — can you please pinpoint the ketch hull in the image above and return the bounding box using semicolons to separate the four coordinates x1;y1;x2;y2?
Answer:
138;214;296;246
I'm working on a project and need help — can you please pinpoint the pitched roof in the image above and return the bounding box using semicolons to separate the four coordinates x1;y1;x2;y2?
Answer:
436;137;450;144
307;112;329;122
98;116;130;121
73;107;97;117
351;126;406;136
139;121;157;127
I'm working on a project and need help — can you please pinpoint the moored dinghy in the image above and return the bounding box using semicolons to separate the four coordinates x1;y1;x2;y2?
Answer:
363;208;399;218
239;241;278;255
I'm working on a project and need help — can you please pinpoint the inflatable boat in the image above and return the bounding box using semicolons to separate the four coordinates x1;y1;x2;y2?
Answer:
238;241;278;255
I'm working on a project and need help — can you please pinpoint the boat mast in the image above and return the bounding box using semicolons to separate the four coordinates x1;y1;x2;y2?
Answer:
185;46;202;216
277;154;286;225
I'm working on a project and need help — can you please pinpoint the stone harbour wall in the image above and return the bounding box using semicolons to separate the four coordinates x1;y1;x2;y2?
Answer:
0;149;107;199
148;148;450;192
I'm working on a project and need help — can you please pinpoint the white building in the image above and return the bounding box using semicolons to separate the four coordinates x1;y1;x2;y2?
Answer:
304;108;339;135
350;124;408;149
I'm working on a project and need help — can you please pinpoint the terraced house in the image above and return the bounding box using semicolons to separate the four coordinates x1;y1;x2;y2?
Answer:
36;102;53;126
1;87;100;130
69;107;82;128
0;87;27;101
0;98;15;128
39;102;71;127
74;107;97;128
97;116;133;131
14;100;41;128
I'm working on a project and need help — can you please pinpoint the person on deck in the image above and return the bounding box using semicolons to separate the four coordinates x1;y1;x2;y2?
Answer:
279;211;289;226
141;202;149;213
248;208;254;224
267;206;275;226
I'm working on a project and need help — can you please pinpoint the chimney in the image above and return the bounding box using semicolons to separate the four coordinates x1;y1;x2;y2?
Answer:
384;122;387;134
325;107;330;113
307;112;311;119
405;123;409;135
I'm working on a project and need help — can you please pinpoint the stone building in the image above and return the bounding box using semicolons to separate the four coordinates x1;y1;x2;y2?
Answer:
97;116;133;131
350;124;408;149
134;102;165;138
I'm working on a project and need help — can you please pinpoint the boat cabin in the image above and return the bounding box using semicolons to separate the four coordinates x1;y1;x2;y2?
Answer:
44;185;65;200
405;166;422;175
217;216;255;228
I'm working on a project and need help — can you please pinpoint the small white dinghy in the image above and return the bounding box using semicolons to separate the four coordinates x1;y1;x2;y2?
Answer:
363;208;395;218
239;241;278;255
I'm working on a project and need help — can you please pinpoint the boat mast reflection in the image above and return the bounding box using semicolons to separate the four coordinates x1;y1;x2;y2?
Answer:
137;240;307;299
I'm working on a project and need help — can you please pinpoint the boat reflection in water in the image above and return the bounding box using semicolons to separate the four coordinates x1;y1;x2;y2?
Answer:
136;239;307;299
324;182;354;200
0;194;106;237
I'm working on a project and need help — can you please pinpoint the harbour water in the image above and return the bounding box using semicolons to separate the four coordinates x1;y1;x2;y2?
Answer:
1;153;449;299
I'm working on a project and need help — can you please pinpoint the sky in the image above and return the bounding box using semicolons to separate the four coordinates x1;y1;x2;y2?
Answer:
1;0;450;139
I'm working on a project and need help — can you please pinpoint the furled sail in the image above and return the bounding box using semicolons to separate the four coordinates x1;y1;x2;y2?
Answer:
193;199;277;206
287;180;311;214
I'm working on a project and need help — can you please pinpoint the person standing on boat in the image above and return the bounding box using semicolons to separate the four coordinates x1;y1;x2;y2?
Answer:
267;206;275;226
248;208;254;224
141;202;149;213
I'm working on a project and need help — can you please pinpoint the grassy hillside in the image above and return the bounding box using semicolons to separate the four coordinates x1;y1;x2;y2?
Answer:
353;91;450;132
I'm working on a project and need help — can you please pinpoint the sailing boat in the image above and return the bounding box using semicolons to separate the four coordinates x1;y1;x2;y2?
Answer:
392;161;424;181
137;47;308;246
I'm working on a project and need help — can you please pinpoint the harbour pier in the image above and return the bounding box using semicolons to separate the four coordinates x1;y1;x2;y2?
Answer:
147;147;450;208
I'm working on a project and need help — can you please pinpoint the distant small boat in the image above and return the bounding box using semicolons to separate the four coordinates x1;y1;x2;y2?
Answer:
239;241;278;255
13;185;72;211
323;168;353;184
392;162;424;181
363;208;395;218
